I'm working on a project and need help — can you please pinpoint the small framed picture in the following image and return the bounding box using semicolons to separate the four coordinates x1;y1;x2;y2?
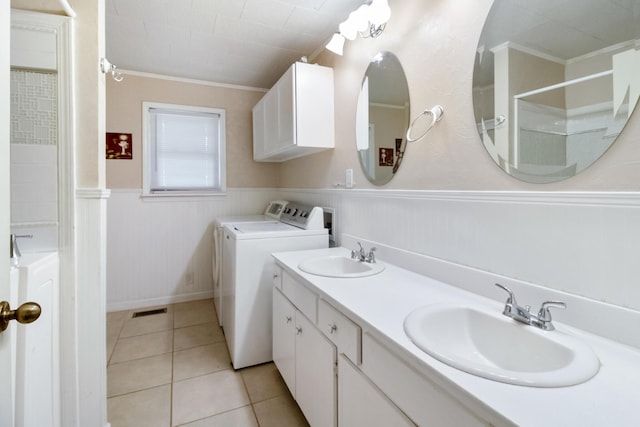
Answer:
379;147;394;167
106;132;132;159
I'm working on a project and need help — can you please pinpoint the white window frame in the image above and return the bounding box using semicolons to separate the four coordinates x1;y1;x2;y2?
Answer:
142;102;226;197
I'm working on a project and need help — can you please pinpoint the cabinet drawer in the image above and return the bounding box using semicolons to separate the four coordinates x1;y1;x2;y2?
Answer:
318;300;361;364
282;271;317;322
272;265;283;290
339;354;415;427
362;332;491;427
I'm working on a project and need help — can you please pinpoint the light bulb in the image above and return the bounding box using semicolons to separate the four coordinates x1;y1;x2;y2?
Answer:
350;5;370;33
368;0;391;26
339;20;358;41
326;33;345;55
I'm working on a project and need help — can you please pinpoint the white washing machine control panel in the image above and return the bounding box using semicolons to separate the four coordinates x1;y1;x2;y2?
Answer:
264;200;289;219
280;203;324;230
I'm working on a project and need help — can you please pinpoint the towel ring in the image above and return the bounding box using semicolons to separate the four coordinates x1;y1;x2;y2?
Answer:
406;105;444;143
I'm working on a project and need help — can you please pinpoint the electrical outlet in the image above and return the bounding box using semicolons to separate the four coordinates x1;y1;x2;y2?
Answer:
186;271;194;286
346;168;354;188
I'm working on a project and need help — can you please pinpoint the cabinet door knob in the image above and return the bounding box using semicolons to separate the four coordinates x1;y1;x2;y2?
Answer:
273;272;279;279
296;327;303;335
286;316;292;323
328;324;337;334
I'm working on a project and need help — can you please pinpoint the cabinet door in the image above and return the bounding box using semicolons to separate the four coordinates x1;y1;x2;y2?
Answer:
252;98;266;160
338;354;415;427
263;89;278;157
272;288;296;397
296;313;337;427
276;65;295;152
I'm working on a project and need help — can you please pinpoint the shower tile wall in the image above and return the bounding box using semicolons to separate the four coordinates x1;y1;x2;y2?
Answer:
10;70;57;146
10;69;59;250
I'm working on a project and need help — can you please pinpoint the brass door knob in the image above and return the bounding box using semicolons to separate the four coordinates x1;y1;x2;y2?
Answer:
0;301;41;332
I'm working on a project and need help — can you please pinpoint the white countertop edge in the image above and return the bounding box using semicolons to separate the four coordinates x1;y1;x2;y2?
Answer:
272;247;640;427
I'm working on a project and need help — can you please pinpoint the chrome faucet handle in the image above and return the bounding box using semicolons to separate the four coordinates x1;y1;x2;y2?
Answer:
495;283;516;305
10;234;21;259
352;242;367;261
537;301;566;330
367;247;377;263
495;283;523;319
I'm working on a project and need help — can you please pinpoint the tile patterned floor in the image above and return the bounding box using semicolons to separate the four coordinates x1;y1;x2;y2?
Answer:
107;299;309;427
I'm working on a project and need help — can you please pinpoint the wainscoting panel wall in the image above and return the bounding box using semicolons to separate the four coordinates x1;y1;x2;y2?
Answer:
107;188;640;318
279;189;640;314
107;189;281;311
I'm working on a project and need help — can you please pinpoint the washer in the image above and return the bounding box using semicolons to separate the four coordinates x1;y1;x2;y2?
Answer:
212;200;288;326
221;202;328;369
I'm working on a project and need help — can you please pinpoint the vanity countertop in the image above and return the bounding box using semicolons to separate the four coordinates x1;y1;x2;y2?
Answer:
272;247;640;427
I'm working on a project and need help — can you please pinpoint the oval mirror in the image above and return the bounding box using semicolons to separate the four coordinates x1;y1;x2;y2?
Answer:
473;1;640;183
356;51;410;185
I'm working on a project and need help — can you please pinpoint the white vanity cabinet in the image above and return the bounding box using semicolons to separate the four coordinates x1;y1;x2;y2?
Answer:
272;257;497;427
272;274;337;427
253;61;334;162
361;332;490;426
272;266;415;427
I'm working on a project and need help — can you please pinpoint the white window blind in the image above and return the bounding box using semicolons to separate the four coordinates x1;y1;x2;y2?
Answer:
144;103;226;195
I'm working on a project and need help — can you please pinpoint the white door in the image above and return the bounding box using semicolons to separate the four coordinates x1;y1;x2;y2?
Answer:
1;1;14;423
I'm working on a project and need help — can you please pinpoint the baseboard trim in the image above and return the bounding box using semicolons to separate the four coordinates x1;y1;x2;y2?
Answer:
107;290;214;312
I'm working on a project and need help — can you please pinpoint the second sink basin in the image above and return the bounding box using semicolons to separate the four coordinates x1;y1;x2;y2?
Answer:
298;255;385;278
404;303;600;387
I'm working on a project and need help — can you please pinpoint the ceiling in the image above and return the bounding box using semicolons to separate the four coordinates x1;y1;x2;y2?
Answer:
106;0;365;89
474;0;640;86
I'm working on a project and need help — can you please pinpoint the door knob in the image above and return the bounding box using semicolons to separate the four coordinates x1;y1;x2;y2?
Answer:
0;301;41;332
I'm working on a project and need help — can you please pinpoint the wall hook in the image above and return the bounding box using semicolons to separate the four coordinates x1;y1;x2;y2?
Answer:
100;58;124;82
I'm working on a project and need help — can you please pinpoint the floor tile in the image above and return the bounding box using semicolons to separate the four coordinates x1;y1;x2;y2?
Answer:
173;342;231;381
174;304;217;329
107;353;173;397
174;299;215;312
106;328;120;363
107;300;309;427
172;370;250;426
174;322;224;351
107;384;171;427
120;312;174;338
240;362;288;403
107;309;129;327
178;406;258;427
110;330;173;364
253;394;309;427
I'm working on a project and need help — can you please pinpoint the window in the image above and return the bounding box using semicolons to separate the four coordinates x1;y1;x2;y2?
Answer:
142;102;226;196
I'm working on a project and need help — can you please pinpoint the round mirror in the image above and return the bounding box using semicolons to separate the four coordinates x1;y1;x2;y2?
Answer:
473;1;640;183
356;51;410;185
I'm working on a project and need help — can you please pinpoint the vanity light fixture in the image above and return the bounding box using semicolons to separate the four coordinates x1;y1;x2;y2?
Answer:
325;0;391;55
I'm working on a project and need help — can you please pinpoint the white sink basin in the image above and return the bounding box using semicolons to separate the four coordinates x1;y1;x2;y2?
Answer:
298;256;385;278
404;303;600;387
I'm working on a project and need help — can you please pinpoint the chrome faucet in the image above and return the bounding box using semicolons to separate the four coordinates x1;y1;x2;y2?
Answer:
495;283;566;331
351;242;377;263
9;234;33;267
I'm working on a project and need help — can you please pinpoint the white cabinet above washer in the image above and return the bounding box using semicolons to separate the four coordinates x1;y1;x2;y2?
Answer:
252;62;335;162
